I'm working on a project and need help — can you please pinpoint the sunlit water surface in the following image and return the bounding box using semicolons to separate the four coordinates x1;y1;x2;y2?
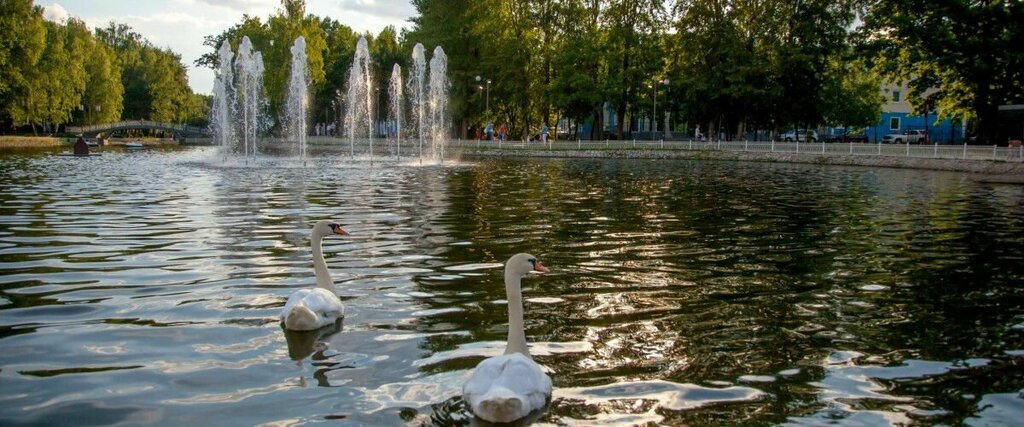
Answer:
1;147;1023;426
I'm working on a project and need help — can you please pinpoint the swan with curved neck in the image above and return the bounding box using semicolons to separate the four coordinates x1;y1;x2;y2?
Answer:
463;253;552;423
280;220;349;331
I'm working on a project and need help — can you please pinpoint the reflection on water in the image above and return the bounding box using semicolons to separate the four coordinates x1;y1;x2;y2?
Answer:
1;148;1023;425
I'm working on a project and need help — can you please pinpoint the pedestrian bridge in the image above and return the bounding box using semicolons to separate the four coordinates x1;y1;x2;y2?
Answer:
67;120;210;140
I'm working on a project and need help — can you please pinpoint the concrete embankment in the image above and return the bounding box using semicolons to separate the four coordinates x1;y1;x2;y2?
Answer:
464;148;1024;179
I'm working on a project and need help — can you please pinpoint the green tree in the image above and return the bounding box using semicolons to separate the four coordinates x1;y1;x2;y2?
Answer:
0;0;46;131
8;18;90;133
195;15;270;70
372;26;406;124
550;0;606;139
860;0;1024;144
197;1;329;134
669;0;857;139
604;0;666;139
821;57;883;132
314;18;358;129
264;0;327;126
79;39;123;124
409;0;483;137
98;22;200;124
97;22;147;119
140;47;190;122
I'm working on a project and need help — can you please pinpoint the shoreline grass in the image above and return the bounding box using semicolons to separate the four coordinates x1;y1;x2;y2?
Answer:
0;136;66;149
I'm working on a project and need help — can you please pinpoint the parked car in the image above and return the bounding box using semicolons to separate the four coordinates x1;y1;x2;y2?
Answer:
780;130;819;142
825;130;869;143
882;129;927;144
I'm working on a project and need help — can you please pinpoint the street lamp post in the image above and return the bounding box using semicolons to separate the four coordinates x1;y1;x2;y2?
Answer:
475;75;490;113
649;83;655;140
476;75;493;140
661;78;669;138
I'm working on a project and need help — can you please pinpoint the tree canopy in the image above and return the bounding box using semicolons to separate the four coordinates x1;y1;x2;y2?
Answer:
0;1;206;134
196;0;404;133
402;0;874;140
7;0;1021;142
859;0;1024;143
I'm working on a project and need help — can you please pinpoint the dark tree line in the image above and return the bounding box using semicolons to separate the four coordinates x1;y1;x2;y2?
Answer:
403;0;1022;142
190;0;1023;143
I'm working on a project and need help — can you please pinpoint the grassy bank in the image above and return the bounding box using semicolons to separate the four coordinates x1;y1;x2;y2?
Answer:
0;136;66;149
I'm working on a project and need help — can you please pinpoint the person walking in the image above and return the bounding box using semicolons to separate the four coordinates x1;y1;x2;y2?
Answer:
498;124;506;142
541;123;549;144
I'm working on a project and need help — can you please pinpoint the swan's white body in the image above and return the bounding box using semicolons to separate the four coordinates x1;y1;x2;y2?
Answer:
280;220;348;331
463;253;552;423
280;287;344;331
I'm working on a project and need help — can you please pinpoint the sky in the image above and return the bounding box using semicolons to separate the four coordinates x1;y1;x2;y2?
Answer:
35;0;418;95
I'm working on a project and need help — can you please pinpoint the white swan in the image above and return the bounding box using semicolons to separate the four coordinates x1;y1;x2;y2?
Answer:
280;220;349;331
463;253;552;423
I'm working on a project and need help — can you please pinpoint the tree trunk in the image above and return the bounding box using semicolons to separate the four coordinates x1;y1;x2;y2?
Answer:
973;84;999;145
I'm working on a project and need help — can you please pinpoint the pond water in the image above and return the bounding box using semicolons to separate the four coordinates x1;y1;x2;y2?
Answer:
1;148;1023;426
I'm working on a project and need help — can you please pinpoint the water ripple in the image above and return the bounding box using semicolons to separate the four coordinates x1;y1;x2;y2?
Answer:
1;151;1023;424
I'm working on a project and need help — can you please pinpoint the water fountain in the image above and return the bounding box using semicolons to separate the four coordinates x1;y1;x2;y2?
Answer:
210;36;448;167
428;46;449;162
284;36;310;161
234;36;268;159
211;40;235;157
408;43;427;162
344;37;373;160
388;64;403;160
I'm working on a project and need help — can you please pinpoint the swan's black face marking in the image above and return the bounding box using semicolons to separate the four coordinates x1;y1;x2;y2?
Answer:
328;223;349;235
527;257;549;273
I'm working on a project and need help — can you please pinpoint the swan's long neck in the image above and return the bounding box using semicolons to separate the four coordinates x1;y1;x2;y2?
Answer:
311;231;334;290
503;270;529;356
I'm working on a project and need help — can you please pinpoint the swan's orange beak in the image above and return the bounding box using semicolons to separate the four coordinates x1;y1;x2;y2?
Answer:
533;260;549;273
330;224;349;235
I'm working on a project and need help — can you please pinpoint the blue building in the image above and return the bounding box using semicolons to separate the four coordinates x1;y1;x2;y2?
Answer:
859;82;966;144
579;102;619;138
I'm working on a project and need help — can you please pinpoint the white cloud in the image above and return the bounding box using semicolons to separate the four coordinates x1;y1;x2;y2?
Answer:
334;0;416;24
33;0;417;94
190;0;278;10
42;2;70;22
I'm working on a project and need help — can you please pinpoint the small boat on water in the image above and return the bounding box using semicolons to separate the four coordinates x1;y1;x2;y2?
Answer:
85;140;99;147
125;141;144;150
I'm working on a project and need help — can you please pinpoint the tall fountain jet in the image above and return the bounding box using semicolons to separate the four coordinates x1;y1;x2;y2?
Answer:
235;36;267;159
211;40;235;157
428;46;449;162
408;43;427;162
284;36;310;161
388;63;403;160
345;37;373;160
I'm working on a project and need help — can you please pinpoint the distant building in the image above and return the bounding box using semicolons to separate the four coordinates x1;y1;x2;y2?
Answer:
861;82;965;144
580;102;619;138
